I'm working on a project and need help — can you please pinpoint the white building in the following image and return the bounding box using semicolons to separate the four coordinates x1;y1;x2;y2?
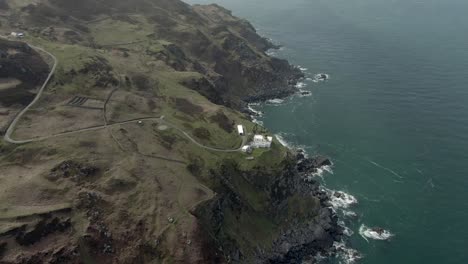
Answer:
241;145;252;153
237;125;244;136
11;32;24;38
251;135;273;148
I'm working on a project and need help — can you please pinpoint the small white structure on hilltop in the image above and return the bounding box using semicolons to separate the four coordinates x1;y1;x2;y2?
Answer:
237;125;244;136
252;135;273;149
11;32;25;38
241;145;252;153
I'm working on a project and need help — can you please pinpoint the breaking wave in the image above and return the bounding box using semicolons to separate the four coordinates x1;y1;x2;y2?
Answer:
265;46;285;57
343;210;358;218
359;224;394;242
274;133;306;151
247;103;263;117
266;98;285;104
313;165;334;178
247;103;264;125
329;191;358;209
333;241;363;264
274;133;290;148
313;73;330;83
339;221;354;237
295;81;307;88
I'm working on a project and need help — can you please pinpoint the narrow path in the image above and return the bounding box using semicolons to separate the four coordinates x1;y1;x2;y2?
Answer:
163;119;246;153
3;40;58;144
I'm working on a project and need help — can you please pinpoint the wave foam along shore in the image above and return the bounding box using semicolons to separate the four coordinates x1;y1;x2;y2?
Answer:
313;73;330;83
332;241;363;264
273;130;361;264
295;81;307;88
266;98;285;104
329;190;358;209
310;164;333;179
339;220;355;237
343;210;358;218
247;103;264;125
359;224;394;242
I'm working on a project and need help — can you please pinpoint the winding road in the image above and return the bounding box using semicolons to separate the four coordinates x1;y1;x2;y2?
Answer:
3;42;58;144
1;38;246;152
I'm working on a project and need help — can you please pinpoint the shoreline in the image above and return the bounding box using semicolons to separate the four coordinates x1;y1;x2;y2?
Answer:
245;44;362;262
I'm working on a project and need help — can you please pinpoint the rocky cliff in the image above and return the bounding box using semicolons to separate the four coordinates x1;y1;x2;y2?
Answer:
194;155;342;263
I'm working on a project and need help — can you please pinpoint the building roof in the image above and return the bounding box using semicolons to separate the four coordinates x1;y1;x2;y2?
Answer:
253;135;264;141
237;125;244;134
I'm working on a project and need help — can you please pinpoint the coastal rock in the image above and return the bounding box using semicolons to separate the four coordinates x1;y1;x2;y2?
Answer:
297;155;332;173
194;157;341;263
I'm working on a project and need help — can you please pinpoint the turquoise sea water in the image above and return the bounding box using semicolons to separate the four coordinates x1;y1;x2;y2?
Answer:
187;0;468;263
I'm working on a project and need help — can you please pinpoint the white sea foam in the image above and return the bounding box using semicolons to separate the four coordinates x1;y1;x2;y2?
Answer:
309;165;334;179
313;73;330;82
359;224;394;242
298;66;308;72
295;81;307;88
298;90;312;97
274;133;292;148
247;103;264;125
329;191;358;209
252;118;264;126
343;210;358;218
247;103;264;117
266;98;285;104
266;46;284;57
339;221;354;237
266;49;277;56
274;133;308;152
333;241;363;264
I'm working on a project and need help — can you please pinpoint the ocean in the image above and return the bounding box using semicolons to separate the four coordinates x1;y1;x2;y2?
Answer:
187;0;468;263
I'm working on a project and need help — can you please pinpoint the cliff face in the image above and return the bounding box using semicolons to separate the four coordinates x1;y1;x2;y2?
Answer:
194;155;341;263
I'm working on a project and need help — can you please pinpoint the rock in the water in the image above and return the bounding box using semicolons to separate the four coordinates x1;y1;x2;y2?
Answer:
297;155;331;173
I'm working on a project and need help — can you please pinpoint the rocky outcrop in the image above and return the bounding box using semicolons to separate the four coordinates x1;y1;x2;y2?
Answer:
14;216;71;246
180;77;225;106
194;156;342;263
47;160;99;182
8;245;80;264
296;152;332;174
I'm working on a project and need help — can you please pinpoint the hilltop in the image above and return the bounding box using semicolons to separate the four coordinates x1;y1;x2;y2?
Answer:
0;0;340;263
